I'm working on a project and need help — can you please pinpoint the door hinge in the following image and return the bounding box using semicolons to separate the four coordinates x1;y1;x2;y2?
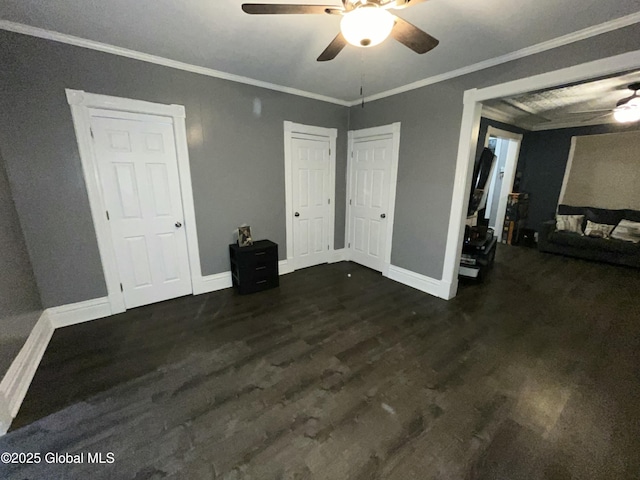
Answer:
349;199;352;205
90;128;94;139
106;210;110;220
329;148;331;155
328;198;330;204
120;283;123;292
348;242;351;248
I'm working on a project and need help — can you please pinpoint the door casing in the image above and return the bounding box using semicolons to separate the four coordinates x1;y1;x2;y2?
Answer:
283;121;337;272
67;89;203;315
346;122;401;277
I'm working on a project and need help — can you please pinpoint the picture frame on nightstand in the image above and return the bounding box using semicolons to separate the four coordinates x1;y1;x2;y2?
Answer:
238;226;253;247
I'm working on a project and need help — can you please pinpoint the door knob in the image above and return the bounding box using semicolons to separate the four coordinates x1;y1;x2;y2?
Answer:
294;212;300;217
175;221;182;228
380;213;386;219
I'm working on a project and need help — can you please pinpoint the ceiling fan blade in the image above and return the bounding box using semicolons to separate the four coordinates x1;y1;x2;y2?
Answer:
584;111;612;122
383;0;430;9
242;4;342;15
317;32;347;62
390;16;439;54
568;108;613;115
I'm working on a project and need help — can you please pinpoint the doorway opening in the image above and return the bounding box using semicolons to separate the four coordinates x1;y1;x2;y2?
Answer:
482;127;523;239
443;51;640;299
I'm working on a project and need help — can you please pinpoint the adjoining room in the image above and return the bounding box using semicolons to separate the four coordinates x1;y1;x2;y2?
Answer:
460;71;640;283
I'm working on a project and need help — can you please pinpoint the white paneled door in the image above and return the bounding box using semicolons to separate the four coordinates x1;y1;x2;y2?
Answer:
90;112;192;308
291;136;332;270
349;136;394;272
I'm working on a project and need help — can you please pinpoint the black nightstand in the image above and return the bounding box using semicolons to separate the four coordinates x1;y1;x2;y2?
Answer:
229;240;279;294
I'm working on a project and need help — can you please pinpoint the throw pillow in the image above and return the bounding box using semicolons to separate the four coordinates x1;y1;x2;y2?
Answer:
610;219;640;243
584;220;615;239
556;214;584;235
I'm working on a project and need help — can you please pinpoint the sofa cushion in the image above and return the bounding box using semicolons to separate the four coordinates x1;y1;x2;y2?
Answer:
556;214;584;234
549;231;640;254
611;219;640;243
585;220;615;238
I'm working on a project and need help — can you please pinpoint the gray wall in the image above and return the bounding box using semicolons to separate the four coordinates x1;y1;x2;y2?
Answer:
0;149;42;379
0;30;348;308
517;122;640;231
349;23;640;280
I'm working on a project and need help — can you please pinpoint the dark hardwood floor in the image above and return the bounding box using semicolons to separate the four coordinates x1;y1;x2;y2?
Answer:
1;246;639;479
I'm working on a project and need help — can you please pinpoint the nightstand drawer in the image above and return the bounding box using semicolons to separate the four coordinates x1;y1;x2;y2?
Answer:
236;249;278;272
232;268;278;294
244;273;279;294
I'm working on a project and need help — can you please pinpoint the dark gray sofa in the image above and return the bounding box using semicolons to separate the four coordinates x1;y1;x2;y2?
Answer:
538;205;640;268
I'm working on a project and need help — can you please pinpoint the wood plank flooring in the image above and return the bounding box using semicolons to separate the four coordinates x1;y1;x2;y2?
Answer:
1;246;639;479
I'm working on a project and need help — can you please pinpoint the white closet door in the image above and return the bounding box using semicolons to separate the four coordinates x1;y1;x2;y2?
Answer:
291;136;331;269
349;136;393;272
91;113;192;308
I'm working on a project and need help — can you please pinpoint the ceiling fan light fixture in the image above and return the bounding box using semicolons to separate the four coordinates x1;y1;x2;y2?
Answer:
613;97;640;123
340;6;395;48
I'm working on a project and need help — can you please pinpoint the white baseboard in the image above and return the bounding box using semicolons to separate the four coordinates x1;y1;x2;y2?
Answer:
279;259;294;275
0;397;10;436
193;271;233;295
386;264;452;300
445;278;459;300
0;311;54;435
48;297;112;329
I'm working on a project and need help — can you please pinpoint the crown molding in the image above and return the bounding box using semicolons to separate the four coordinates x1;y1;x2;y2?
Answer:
2;11;640;108
0;20;351;107
347;11;640;106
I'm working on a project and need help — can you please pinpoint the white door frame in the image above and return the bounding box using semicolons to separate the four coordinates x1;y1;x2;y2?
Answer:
66;89;203;314
483;127;523;234
283;121;337;271
443;49;640;300
345;122;401;276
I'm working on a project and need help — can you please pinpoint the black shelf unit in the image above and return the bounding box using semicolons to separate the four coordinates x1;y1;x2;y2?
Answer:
229;240;279;294
459;232;497;281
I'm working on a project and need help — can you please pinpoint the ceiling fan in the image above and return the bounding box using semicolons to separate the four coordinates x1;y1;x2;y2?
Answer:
612;83;640;123
570;83;640;124
241;0;439;62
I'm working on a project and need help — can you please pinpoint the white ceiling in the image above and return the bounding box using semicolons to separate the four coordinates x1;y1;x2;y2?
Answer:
1;0;640;102
483;70;640;130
